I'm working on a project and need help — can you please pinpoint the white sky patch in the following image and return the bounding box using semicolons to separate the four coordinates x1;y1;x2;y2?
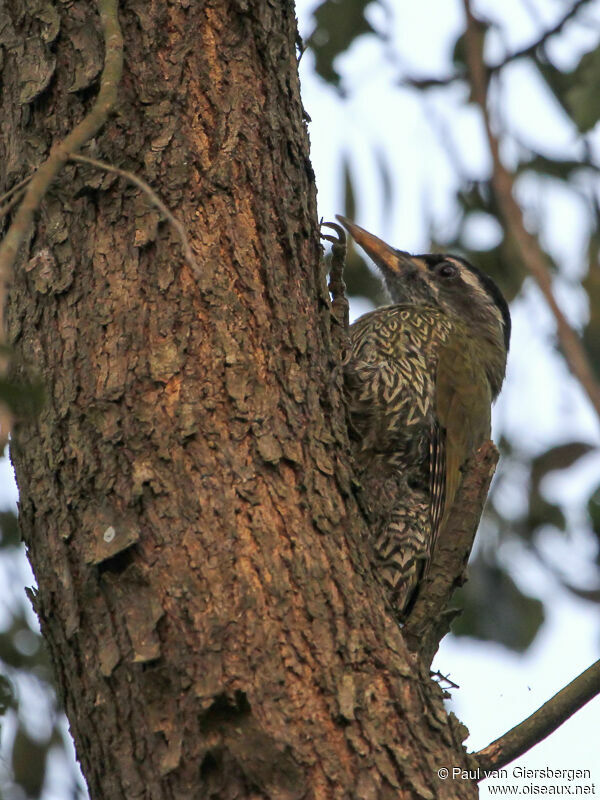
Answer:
0;452;18;506
462;212;504;250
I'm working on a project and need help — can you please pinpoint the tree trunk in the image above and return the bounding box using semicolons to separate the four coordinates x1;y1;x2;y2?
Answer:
2;2;478;797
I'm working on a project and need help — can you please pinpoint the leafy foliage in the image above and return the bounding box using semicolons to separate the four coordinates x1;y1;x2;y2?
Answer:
534;44;600;134
0;509;84;799
305;0;378;87
452;558;545;652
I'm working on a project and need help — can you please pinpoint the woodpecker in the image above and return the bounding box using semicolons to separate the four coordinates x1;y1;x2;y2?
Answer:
336;216;510;620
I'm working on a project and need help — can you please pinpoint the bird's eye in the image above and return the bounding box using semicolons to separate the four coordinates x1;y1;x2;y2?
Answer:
438;263;458;278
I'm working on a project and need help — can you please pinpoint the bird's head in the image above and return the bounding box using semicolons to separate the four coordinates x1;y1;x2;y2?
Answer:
337;216;511;358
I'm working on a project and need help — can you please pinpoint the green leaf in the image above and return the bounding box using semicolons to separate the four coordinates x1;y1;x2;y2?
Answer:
534;46;600;133
456;182;494;215
0;509;20;548
12;725;48;799
452;559;545;651
336;159;388;305
565;46;600;133
341;152;356;225
0;674;15;715
526;495;566;533
373;144;394;228
588;485;600;538
307;0;378;87
530;441;595;488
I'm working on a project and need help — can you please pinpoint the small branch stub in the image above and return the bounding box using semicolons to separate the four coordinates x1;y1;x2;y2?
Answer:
403;440;499;666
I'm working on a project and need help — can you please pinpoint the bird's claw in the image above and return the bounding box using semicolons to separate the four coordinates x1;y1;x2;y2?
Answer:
320;220;346;246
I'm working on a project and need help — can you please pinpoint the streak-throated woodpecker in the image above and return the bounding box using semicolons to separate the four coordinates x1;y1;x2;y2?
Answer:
337;216;510;620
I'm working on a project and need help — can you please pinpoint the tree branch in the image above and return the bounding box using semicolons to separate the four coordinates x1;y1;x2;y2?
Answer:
402;440;499;667
0;189;28;222
462;0;600;419
404;0;593;90
0;0;124;333
493;0;592;71
474;659;600;772
69;154;199;274
0;176;32;217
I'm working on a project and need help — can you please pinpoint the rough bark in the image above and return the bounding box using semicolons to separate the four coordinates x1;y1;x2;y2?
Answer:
2;2;478;798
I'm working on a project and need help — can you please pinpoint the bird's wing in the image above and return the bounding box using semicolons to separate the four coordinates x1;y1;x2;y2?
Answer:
431;335;492;557
428;421;446;563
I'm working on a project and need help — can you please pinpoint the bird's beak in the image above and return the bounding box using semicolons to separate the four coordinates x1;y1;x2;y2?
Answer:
336;215;418;275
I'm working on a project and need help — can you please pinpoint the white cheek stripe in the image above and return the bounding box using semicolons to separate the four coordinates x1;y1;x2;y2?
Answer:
447;257;505;328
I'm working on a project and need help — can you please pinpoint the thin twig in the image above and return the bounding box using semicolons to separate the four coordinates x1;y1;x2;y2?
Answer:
462;0;600;419
474;659;600;772
0;189;28;221
0;175;32;209
402;74;459;91
493;0;592;72
404;0;593;90
0;0;124;334
430;670;460;690
70;154;199;274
